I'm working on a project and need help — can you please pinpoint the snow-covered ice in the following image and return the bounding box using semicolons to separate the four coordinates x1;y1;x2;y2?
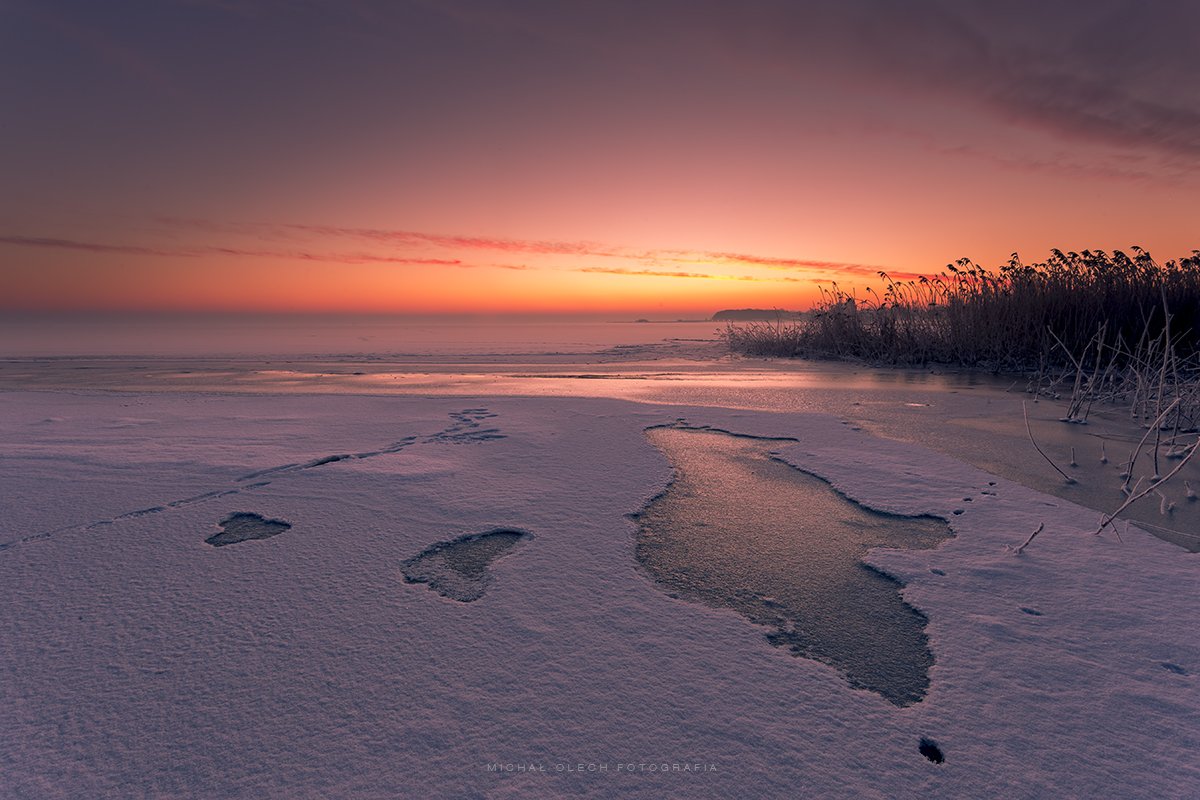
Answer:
1;389;1197;799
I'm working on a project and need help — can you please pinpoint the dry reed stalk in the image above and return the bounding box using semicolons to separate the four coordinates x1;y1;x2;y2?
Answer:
1121;398;1180;492
1097;437;1200;536
1011;522;1045;555
1023;401;1076;484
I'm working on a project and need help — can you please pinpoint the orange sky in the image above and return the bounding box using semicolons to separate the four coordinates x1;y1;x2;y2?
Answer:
3;2;1198;316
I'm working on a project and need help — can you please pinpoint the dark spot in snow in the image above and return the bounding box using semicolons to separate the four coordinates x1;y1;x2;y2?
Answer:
962;497;973;502
119;506;165;519
1020;607;1043;616
919;738;944;764
952;509;965;515
306;454;350;468
1161;662;1188;675
206;512;292;547
988;481;997;486
402;529;530;602
930;569;946;576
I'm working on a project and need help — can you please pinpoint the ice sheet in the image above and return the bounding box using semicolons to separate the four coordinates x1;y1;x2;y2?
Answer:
1;391;1197;798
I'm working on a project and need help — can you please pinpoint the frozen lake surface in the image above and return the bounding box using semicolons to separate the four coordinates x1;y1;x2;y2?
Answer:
2;317;1198;797
4;320;1196;548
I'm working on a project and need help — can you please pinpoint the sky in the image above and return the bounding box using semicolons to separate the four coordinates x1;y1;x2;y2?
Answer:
2;0;1199;315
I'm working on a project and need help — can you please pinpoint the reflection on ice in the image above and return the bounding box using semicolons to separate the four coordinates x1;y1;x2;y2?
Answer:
636;426;950;706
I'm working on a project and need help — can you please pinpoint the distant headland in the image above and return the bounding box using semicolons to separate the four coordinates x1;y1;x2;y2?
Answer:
711;308;803;322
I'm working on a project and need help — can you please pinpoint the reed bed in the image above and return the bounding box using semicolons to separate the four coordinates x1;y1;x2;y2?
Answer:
725;248;1200;368
725;248;1200;426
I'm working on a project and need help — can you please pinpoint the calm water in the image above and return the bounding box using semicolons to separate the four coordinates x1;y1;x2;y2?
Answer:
0;313;722;357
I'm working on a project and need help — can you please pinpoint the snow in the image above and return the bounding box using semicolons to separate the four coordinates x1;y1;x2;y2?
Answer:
1;389;1197;799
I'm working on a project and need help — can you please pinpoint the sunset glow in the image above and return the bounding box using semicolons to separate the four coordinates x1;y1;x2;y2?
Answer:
3;2;1198;315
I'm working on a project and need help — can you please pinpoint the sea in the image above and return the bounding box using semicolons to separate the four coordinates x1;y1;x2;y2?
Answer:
0;312;724;358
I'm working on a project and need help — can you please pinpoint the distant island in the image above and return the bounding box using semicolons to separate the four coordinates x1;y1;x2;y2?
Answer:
711;308;803;322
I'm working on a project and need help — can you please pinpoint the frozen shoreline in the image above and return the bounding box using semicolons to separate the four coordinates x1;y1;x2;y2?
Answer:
5;347;1197;549
1;387;1198;798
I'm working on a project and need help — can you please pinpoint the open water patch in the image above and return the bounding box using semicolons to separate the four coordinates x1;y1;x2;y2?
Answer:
402;528;530;602
636;426;950;706
207;512;292;547
919;738;945;763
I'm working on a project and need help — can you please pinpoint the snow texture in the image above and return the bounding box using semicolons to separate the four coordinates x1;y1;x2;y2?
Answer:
1;391;1197;799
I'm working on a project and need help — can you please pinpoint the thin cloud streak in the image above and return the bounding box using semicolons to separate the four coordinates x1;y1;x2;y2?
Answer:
0;235;462;266
4;227;844;284
275;222;624;258
576;266;802;282
154;217;897;276
671;251;928;280
1;236;181;257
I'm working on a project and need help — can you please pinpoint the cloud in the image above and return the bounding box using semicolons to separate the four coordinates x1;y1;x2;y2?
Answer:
576;266;802;282
0;235;462;266
743;0;1200;160
7;221;915;286
276;222;624;258
0;236;180;257
936;142;1186;184
154;217;900;276
660;250;929;281
684;251;914;277
154;217;630;258
428;0;1200;161
205;247;461;266
707;253;880;271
